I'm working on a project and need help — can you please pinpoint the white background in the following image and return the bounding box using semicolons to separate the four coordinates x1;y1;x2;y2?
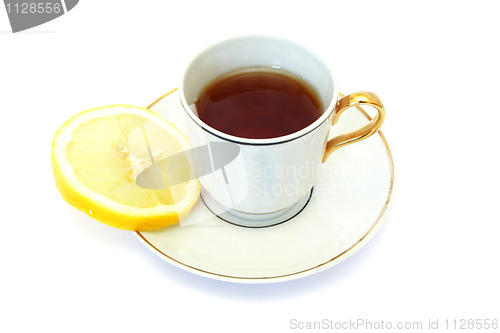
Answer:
1;1;499;332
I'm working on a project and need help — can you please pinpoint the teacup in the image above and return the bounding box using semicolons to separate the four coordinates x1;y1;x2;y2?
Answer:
179;35;385;227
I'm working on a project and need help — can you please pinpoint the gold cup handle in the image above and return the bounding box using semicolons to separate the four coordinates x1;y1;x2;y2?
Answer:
323;92;386;162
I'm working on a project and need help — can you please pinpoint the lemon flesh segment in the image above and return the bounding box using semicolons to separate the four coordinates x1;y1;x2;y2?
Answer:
51;105;200;231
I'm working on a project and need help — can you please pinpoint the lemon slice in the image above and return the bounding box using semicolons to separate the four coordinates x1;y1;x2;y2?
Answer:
51;105;200;231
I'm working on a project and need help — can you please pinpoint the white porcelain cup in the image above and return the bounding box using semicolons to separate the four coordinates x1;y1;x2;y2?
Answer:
179;35;385;227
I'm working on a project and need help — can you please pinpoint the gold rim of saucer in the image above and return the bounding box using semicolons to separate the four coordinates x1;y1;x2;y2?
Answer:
136;90;395;282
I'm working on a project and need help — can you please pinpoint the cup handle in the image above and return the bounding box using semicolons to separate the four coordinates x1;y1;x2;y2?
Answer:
322;91;386;162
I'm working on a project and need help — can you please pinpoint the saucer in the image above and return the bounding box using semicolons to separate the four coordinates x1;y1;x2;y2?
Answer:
136;89;395;283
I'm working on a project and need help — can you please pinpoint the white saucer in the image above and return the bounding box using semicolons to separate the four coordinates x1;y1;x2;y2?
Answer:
136;89;395;283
